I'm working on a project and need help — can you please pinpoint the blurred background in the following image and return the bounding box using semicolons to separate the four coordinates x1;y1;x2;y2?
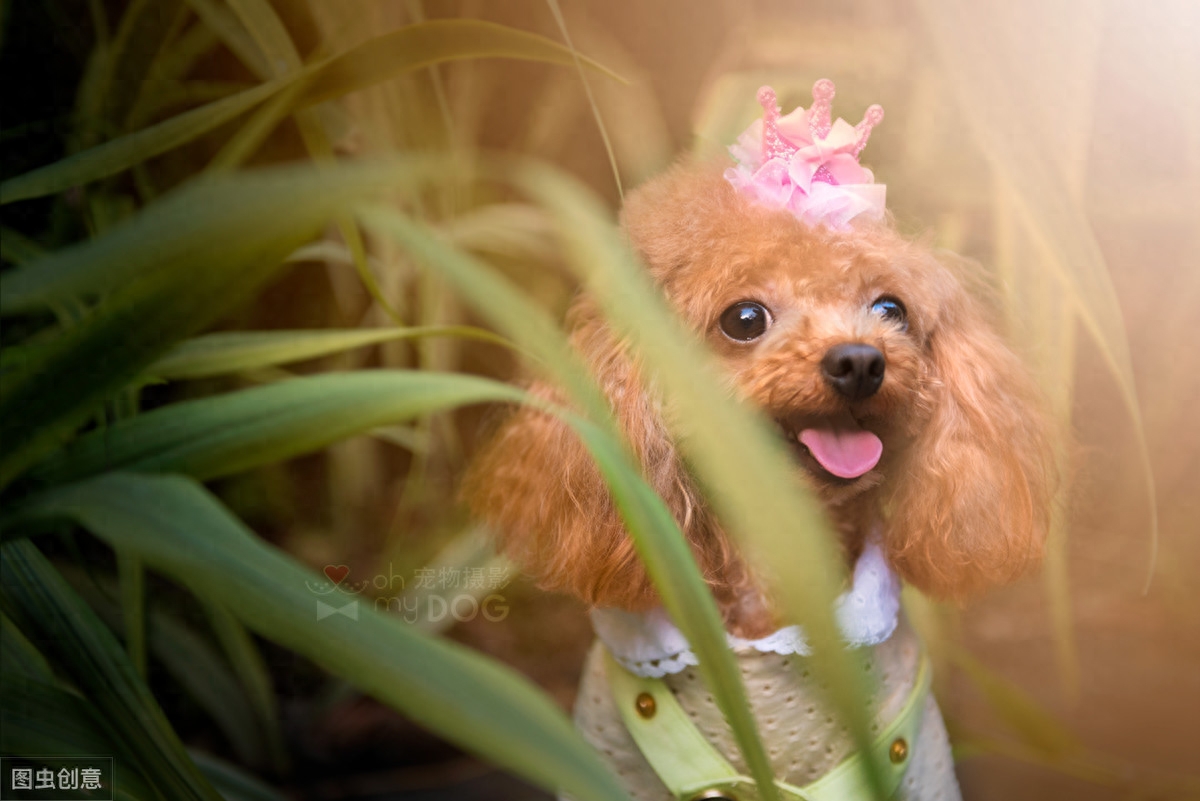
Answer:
2;0;1197;799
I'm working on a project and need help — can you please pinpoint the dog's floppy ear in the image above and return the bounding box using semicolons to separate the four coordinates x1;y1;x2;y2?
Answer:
462;300;737;611
883;288;1056;599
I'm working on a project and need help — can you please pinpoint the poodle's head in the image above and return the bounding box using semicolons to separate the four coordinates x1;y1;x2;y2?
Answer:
466;160;1055;621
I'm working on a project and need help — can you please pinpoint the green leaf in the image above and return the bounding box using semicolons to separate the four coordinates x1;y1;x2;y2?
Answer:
0;610;54;681
147;326;513;380
0;233;308;488
0;617;161;799
188;750;291;801
0;20;622;205
115;554;146;679
6;473;628;801
508;164;889;793
0;673;114;760
1;76;285;205
63;573;270;770
1;540;224;801
203;603;288;773
0;161;424;319
225;0;300;78
358;205;785;801
31;371;526;486
0;157;505;487
295;19;623;110
225;0;404;325
182;0;272;80
0;226;46;265
950;647;1082;758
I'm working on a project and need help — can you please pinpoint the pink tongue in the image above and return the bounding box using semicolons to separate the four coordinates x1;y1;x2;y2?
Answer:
798;425;883;479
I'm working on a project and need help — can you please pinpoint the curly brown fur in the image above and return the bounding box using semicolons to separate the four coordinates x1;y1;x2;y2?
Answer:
465;159;1054;635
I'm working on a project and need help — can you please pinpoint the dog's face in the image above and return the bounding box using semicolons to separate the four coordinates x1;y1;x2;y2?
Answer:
675;228;939;508
467;160;1054;617
623;165;978;514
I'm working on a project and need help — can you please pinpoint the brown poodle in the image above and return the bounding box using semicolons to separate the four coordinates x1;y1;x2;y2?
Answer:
465;87;1054;799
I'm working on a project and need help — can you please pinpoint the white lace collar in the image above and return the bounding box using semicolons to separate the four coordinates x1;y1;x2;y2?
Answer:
591;539;900;678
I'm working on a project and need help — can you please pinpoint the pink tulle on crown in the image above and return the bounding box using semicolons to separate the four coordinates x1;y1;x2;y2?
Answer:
724;79;886;229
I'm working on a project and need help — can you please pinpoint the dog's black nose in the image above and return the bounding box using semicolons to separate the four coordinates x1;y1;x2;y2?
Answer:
821;343;885;400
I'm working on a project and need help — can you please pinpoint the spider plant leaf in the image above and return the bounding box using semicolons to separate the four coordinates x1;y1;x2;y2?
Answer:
1;539;224;801
203;603;289;774
117;552;147;676
204;72;309;171
0;76;286;205
0;226;46;266
0;161;415;316
225;0;404;324
0;673;113;760
29;371;526;487
126;23;224;129
225;0;299;77
62;572;270;770
72;0;187;151
0;671;163;801
182;0;272;80
147;326;513;380
358;205;785;801
544;0;623;198
0;20;622;205
140;611;270;771
0;611;54;681
188;750;292;801
0;159;471;486
5;473;629;801
0;230;309;488
948;646;1082;758
295;19;624;110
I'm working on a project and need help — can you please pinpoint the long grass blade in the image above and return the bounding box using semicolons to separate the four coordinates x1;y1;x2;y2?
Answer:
204;75;310;172
0;20;622;205
0;233;310;487
949;646;1082;758
359;205;784;801
64;571;269;769
5;473;629;801
0;674;112;759
29;371;525;487
0;611;54;682
117;552;147;677
148;326;513;380
2;76;285;205
509;164;887;793
544;0;622;198
203;603;289;773
0;670;161;799
188;750;292;801
224;0;404;324
182;0;272;80
1;160;469;486
1;539;224;801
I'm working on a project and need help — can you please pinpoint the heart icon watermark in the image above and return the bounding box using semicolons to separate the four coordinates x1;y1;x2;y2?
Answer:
323;564;350;585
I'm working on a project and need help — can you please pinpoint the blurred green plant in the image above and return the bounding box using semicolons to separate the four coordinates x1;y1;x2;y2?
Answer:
4;2;1185;801
0;2;878;800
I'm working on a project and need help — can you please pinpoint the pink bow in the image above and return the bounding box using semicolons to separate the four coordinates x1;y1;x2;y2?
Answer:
780;116;872;192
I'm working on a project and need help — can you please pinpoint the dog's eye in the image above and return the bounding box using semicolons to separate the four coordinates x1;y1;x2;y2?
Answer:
718;301;771;342
870;296;907;330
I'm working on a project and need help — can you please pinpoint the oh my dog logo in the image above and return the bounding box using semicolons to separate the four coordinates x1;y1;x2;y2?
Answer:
305;562;511;624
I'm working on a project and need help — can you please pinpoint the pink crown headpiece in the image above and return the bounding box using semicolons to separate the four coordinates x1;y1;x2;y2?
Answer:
724;79;886;228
